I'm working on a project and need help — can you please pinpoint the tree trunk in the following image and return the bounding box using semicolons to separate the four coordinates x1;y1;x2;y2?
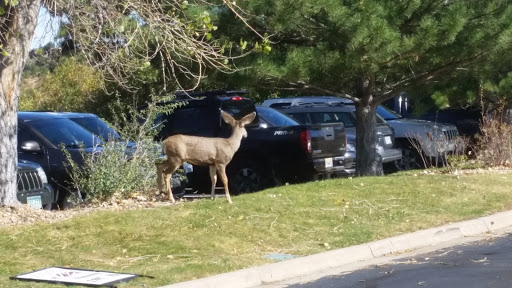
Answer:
354;75;384;176
0;1;40;206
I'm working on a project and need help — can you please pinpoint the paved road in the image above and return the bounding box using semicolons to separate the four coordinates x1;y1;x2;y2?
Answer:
270;233;512;288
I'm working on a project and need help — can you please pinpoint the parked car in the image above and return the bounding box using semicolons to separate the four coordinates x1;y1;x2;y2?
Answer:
142;90;347;196
266;102;401;173
45;112;140;155
17;112;103;209
256;105;349;178
46;112;121;141
49;111;186;195
377;106;460;169
263;96;459;170
17;159;55;210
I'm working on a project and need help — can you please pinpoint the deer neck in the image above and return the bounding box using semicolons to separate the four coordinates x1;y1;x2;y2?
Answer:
226;126;245;152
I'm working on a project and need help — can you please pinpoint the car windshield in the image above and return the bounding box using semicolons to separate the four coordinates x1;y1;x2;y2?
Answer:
377;105;401;120
28;118;101;148
256;106;299;127
70;117;121;141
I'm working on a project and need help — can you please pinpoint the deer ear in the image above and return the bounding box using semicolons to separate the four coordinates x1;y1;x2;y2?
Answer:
240;112;256;126
221;111;236;126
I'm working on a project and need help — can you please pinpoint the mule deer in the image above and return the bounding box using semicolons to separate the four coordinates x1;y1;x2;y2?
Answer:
156;111;256;203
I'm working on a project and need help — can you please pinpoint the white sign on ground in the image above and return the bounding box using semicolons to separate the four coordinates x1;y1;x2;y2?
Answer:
11;266;143;287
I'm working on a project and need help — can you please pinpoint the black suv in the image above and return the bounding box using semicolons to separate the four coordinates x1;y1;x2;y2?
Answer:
146;90;347;195
17;112;103;208
17;159;55;210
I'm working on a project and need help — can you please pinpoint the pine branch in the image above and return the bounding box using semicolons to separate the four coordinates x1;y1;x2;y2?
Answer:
290;81;360;103
376;52;486;102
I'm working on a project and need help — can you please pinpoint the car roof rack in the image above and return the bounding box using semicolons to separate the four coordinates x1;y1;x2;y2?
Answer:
273;102;347;109
175;90;249;100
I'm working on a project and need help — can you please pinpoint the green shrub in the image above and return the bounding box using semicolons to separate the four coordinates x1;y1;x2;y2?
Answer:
446;154;469;171
64;140;161;203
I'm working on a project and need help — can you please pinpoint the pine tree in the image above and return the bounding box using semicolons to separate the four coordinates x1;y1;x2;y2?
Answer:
217;0;512;176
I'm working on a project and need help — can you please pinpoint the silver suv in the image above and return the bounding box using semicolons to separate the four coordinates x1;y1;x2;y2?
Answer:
376;105;459;170
262;96;460;170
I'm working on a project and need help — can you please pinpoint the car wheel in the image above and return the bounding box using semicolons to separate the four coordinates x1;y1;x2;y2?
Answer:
394;143;422;171
43;202;53;210
55;190;83;210
57;193;74;210
171;171;187;197
228;160;264;195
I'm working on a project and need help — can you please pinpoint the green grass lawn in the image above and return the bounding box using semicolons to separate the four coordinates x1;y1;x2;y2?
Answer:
2;171;512;287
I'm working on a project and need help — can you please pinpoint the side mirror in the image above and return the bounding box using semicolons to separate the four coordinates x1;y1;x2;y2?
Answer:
20;140;43;153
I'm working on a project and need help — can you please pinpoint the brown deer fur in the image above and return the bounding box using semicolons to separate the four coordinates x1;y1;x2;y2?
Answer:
156;111;256;203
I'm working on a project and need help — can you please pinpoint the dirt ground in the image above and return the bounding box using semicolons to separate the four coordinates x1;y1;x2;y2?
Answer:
0;195;177;229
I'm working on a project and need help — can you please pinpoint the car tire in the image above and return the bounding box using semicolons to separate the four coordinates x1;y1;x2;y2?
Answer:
171;171;187;197
394;141;423;171
43;202;53;210
227;160;265;195
56;190;83;210
57;193;74;210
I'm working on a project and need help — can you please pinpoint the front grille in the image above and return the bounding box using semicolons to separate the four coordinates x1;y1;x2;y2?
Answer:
443;129;459;141
17;171;44;192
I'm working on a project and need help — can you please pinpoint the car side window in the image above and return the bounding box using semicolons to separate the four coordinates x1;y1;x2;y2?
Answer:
17;127;39;149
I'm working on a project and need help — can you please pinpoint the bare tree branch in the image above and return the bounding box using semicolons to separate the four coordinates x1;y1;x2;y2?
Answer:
44;0;254;93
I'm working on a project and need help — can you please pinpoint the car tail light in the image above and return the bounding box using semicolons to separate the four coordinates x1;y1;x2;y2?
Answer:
300;130;312;154
231;96;243;101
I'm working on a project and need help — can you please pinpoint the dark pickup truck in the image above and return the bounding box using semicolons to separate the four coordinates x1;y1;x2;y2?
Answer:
149;90;347;195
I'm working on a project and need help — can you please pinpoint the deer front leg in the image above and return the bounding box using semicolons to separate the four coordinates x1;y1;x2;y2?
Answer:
209;165;218;200
217;164;232;204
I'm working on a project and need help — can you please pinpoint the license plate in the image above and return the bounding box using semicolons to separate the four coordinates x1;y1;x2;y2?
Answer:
325;158;333;168
384;136;392;145
27;196;42;209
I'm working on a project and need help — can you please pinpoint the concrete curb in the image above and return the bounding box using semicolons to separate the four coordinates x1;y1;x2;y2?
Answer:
158;210;512;288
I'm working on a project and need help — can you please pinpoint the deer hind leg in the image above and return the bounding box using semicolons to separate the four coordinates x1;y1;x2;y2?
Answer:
217;163;232;204
160;159;181;203
209;165;218;200
156;162;169;193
